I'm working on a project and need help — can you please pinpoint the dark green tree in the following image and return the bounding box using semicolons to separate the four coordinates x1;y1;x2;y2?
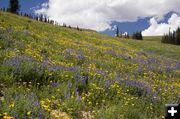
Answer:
162;27;180;45
39;14;43;22
116;26;119;37
176;27;180;45
9;0;20;14
132;31;143;40
44;17;47;23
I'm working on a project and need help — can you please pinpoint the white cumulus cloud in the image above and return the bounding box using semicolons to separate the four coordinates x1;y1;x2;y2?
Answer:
35;0;180;31
142;14;180;36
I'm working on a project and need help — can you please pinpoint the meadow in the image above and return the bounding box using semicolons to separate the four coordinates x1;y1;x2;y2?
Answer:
0;12;180;119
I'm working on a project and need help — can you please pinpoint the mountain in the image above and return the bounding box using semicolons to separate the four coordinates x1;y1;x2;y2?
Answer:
0;11;180;119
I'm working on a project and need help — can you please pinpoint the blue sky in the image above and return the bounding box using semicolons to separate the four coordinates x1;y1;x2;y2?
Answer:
0;0;47;14
0;0;180;36
101;18;150;36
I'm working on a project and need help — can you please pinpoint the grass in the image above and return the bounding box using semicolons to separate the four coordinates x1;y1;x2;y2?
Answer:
121;36;180;61
0;11;180;119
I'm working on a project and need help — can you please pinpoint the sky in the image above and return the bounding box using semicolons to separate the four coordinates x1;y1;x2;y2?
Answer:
0;0;180;36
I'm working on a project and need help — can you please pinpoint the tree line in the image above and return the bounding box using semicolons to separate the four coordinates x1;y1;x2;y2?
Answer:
161;27;180;45
0;0;82;31
116;26;143;40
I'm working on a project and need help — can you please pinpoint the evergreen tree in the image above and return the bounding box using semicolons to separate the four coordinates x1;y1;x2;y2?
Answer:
77;26;80;31
172;31;176;44
20;12;23;16
176;27;180;45
2;7;7;12
35;16;39;21
39;14;43;22
47;19;49;23
44;17;47;23
162;27;180;45
116;26;119;37
63;23;66;27
9;0;20;14
132;31;143;40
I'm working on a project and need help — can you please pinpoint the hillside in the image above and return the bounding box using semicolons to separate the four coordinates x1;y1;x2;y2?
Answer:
0;12;180;119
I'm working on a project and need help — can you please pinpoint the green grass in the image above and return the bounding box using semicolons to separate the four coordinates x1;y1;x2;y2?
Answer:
0;11;180;119
121;36;180;61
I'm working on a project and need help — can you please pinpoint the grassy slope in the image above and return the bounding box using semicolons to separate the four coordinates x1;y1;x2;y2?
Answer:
121;36;180;61
0;12;180;119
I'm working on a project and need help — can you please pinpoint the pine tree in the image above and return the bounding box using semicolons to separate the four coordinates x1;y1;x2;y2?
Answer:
39;14;43;22
44;17;47;23
176;27;180;45
161;27;180;45
9;0;20;14
132;31;143;40
35;16;39;21
3;7;6;12
116;26;119;37
77;26;80;31
172;31;176;44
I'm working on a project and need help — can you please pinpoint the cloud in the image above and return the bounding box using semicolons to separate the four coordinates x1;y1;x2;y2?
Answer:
142;14;180;36
35;0;180;31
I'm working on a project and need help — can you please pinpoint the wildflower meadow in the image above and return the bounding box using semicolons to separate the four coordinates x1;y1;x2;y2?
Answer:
0;12;180;119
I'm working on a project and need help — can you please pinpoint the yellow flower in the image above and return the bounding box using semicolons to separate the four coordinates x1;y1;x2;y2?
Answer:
46;99;51;103
52;96;55;99
51;110;71;119
27;111;31;116
88;101;92;105
9;103;14;108
40;100;45;105
3;115;13;119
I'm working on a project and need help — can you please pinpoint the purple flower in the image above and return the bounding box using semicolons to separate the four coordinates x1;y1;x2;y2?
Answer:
64;48;74;54
6;27;13;33
68;67;77;72
51;82;59;88
175;62;180;69
116;73;121;82
105;80;113;88
3;56;37;74
38;112;44;119
123;79;152;95
110;50;116;56
96;69;106;76
80;76;88;85
32;101;40;107
152;93;159;102
78;51;85;60
14;112;18;119
48;65;65;72
147;58;159;64
75;89;82;102
67;80;72;88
